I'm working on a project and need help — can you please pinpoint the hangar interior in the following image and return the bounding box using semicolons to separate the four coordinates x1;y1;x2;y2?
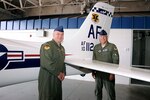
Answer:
0;0;150;30
0;0;150;20
0;0;150;84
0;0;150;100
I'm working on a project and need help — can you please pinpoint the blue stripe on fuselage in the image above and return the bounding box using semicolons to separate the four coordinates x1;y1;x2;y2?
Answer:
6;59;40;69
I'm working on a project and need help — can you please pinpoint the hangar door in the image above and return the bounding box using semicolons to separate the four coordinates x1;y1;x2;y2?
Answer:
132;30;150;85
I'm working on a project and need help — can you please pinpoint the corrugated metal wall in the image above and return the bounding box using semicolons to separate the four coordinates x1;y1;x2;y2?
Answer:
0;16;150;30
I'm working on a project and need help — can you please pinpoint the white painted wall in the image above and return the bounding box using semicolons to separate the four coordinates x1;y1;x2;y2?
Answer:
109;29;133;85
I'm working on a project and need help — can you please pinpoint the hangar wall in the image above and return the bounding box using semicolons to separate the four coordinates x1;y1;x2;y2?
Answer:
109;29;132;85
0;16;150;30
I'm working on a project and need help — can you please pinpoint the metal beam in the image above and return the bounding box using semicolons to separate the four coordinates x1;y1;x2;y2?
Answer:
1;0;25;12
26;0;38;6
19;0;23;8
110;1;150;12
60;0;64;4
3;1;7;9
25;4;82;17
39;0;42;6
0;7;20;18
5;0;90;10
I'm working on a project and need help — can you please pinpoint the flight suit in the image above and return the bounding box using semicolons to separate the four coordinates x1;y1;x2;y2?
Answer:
38;39;66;100
93;42;119;100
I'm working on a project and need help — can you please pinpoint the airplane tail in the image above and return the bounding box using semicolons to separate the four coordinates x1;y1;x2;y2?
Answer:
80;2;114;38
65;2;115;59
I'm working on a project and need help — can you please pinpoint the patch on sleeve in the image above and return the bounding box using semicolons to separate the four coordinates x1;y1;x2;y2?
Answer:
44;45;50;50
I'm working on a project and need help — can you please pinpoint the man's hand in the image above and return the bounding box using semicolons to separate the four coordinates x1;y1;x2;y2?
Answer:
58;72;65;81
61;72;65;81
109;74;115;81
92;72;96;79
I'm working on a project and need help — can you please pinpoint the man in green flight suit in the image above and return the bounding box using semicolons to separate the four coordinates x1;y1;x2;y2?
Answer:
38;26;66;100
92;30;119;100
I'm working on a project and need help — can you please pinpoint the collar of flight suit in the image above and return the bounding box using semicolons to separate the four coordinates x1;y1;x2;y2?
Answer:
100;42;109;49
52;39;62;48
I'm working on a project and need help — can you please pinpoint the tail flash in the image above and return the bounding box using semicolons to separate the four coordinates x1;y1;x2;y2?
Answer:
80;2;114;38
66;2;114;58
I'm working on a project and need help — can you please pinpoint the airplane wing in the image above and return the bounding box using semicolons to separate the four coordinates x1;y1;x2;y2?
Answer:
65;58;150;82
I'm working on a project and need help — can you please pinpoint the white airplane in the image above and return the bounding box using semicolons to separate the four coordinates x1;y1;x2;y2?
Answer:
0;2;150;87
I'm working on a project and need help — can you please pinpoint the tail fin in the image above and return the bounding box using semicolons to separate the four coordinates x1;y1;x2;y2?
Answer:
66;2;114;58
80;2;114;38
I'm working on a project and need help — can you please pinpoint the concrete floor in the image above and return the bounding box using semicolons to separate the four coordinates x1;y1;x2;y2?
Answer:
0;79;150;100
